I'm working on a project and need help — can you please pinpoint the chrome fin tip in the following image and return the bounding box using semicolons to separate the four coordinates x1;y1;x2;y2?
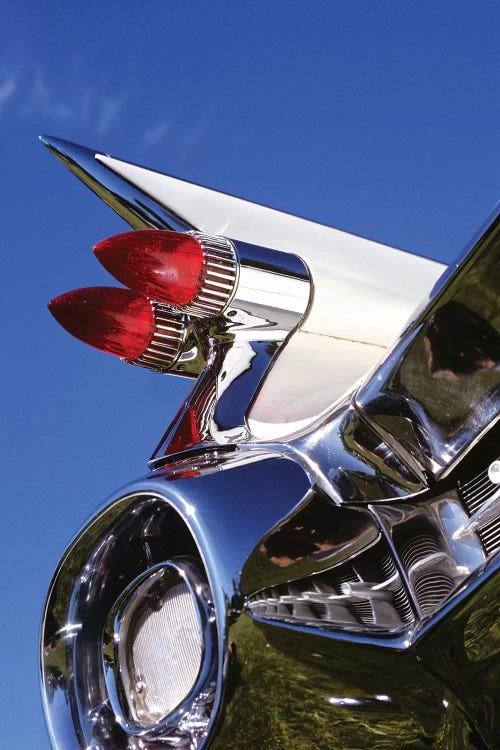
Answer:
37;135;192;233
38;134;105;161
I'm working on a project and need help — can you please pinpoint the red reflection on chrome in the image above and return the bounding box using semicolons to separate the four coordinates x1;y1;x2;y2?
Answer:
94;230;204;306
167;404;202;454
48;287;154;359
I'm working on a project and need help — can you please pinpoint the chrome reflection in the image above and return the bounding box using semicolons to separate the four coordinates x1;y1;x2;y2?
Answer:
326;693;395;707
241;489;381;592
372;487;489;619
247;539;414;635
356;208;500;480
151;239;311;457
41;493;218;750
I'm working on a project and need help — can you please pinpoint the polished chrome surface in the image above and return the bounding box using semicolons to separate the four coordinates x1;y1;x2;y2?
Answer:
41;132;314;451
40;134;193;232
128;303;206;378
41;136;500;749
356;206;500;480
193;205;500;512
457;455;500;554
129;302;187;372
41;492;219;750
157;424;500;639
41;459;313;750
41;136;444;351
42;135;440;447
453;487;500;542
235;238;310;280
240;489;381;591
371;487;488;619
184;232;238;317
219;212;498;575
237;401;427;506
247;540;414;634
41;449;500;750
151;239;311;458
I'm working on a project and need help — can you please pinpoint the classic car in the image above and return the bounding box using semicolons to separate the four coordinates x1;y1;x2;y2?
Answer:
40;135;500;749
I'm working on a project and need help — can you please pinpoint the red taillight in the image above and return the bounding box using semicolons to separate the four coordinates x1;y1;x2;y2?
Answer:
94;230;238;317
48;287;154;359
94;230;204;307
48;287;186;370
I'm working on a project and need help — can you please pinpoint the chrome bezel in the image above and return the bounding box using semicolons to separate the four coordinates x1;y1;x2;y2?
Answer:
103;560;216;737
41;490;223;750
127;302;186;372
183;232;238;317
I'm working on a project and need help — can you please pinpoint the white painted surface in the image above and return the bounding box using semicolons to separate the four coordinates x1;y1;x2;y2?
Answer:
248;332;385;439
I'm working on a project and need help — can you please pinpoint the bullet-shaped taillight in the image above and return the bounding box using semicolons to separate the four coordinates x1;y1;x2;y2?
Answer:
48;287;185;371
94;230;238;317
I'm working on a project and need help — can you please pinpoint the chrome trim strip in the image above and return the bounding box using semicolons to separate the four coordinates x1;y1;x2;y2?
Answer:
39;134;193;232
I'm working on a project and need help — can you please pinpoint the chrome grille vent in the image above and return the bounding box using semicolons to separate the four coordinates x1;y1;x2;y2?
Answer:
459;460;500;556
401;533;441;570
400;533;455;615
247;542;413;634
413;571;455;614
337;572;375;626
382;554;414;624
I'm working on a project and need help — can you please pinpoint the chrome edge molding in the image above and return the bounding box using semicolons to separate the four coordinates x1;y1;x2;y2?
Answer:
39;135;193;233
356;205;500;481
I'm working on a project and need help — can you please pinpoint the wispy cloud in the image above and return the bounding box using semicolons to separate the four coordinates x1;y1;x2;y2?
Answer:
0;74;17;113
0;63;126;137
28;67;74;120
180;113;211;155
96;94;126;135
0;58;210;159
142;117;173;149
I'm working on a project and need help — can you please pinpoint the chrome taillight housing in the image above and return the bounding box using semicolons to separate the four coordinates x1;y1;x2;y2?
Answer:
47;226;312;452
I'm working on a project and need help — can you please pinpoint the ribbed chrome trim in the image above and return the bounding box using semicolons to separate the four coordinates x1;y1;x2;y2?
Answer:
127;302;185;372
400;533;455;615
459;458;500;556
247;545;413;634
184;232;238;317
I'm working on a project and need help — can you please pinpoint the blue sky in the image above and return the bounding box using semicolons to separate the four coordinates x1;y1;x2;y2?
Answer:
2;2;500;746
